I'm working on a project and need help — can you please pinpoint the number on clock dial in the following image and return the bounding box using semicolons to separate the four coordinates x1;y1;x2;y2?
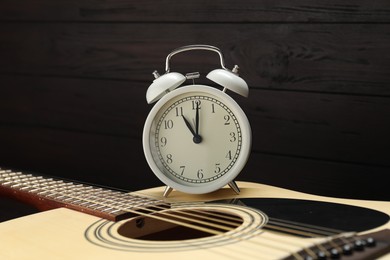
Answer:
155;95;242;184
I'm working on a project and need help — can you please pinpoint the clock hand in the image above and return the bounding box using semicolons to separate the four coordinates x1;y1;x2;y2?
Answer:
182;115;202;144
195;101;200;136
182;115;196;136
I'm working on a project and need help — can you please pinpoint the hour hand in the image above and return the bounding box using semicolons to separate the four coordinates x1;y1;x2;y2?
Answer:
182;115;202;144
182;115;196;136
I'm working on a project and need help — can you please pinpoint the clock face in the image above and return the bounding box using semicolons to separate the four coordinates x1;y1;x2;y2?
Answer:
143;85;251;194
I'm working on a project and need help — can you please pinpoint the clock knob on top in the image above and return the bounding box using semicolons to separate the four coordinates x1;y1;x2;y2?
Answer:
206;65;249;97
147;45;250;104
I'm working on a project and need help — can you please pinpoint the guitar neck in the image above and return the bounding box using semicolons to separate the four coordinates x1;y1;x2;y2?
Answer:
0;168;163;221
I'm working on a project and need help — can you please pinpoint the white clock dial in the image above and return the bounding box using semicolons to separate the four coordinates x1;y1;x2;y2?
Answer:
143;85;251;194
156;94;241;183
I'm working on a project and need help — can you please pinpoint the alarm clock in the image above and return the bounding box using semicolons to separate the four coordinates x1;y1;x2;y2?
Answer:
142;45;251;197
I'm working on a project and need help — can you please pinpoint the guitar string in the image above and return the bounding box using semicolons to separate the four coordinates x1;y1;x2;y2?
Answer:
98;189;346;257
153;206;340;259
267;217;350;253
0;170;288;233
0;170;356;259
0;173;277;260
0;175;320;260
131;187;355;252
267;217;355;253
127;186;345;238
131;196;352;257
129;203;336;258
0;171;225;235
3;171;342;237
0;171;305;259
117;193;344;238
0;170;351;259
125;201;340;237
0;170;253;235
267;219;344;237
1;170;360;259
0;170;350;251
0;168;343;236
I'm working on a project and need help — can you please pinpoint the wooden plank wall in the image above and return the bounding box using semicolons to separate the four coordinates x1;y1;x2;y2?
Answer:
1;1;389;205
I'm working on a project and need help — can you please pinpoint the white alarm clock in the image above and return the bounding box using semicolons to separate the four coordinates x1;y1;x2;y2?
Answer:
142;45;251;197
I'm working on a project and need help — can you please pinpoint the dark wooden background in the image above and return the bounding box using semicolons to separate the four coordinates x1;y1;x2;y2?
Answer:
1;1;390;221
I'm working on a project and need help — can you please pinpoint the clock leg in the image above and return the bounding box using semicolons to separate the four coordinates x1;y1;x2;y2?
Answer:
228;181;240;194
163;186;173;197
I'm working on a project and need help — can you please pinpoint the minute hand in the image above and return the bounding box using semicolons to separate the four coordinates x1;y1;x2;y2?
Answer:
195;101;200;135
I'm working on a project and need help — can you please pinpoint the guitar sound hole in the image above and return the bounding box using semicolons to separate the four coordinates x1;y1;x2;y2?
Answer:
117;209;243;241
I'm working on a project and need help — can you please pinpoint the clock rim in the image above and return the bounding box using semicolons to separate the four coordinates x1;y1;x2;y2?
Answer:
142;85;252;194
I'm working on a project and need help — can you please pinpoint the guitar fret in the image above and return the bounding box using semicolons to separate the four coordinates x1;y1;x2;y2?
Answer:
109;209;123;214
45;193;58;198
91;204;108;210
19;186;34;191
29;188;45;193
79;201;94;206
101;207;115;212
10;183;24;188
1;168;168;221
70;199;84;204
70;199;84;205
37;190;50;196
100;207;113;212
35;182;49;188
63;196;79;202
85;203;100;209
54;195;69;200
0;170;14;176
1;173;21;182
2;175;23;185
66;197;80;204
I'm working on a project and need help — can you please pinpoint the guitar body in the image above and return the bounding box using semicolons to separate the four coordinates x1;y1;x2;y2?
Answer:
1;181;389;259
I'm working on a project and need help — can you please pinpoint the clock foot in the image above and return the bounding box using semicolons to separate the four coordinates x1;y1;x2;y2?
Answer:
163;186;173;197
228;181;240;194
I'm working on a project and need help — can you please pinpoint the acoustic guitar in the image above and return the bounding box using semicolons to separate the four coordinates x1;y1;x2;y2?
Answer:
0;167;389;259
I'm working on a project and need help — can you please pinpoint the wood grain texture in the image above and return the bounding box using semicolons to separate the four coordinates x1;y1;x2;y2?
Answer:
1;23;389;96
1;75;389;166
1;0;390;22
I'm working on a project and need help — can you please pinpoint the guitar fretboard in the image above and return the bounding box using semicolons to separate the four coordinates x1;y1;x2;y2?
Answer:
0;168;165;221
